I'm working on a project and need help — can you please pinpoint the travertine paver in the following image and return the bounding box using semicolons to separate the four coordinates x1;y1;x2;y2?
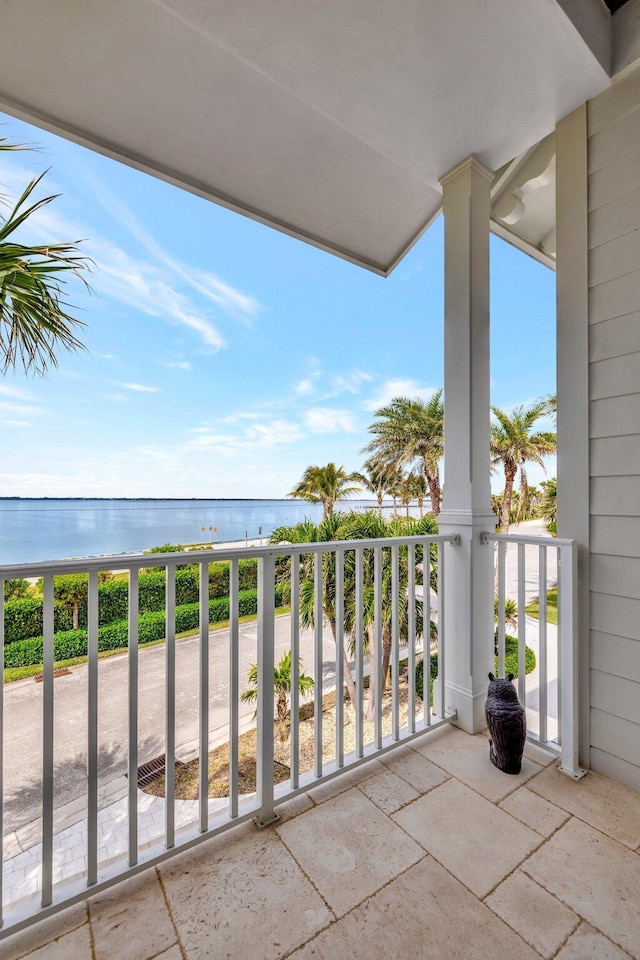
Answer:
486;870;579;959
159;823;332;960
499;785;570;837
18;925;92;959
555;922;631;960
378;742;449;792
524;818;640;959
289;856;539;960
527;762;640;848
357;768;420;813
277;787;423;917
306;758;385;803
3;729;640;960
393;778;542;897
412;724;543;801
89;871;178;960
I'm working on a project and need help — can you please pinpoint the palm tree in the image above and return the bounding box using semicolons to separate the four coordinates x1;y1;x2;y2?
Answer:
539;477;557;526
363;391;444;515
241;650;314;741
288;462;361;518
353;458;402;514
0;139;89;375
270;511;437;720
490;401;556;533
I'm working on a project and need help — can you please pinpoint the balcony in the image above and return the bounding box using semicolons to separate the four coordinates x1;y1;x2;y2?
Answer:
4;725;640;960
1;531;638;959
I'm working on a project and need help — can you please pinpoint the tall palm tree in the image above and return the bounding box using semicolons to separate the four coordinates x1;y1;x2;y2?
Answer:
490;401;556;533
288;462;361;518
363;391;444;515
539;477;557;526
0;139;89;375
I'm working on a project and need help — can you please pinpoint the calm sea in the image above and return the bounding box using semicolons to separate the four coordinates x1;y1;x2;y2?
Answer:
0;499;334;566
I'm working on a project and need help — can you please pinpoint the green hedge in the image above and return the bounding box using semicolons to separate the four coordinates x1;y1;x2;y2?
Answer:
4;583;285;669
3;558;260;644
415;637;536;703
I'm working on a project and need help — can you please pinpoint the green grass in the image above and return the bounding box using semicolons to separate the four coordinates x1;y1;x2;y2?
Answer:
525;586;558;625
3;606;291;683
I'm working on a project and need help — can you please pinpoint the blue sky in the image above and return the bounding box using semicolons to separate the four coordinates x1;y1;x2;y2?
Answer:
0;112;556;499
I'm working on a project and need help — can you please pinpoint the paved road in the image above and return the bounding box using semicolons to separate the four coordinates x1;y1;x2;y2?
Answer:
3;615;335;834
502;520;557;603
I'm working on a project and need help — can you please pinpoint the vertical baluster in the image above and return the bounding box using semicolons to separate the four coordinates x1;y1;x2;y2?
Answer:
165;563;176;847
374;545;382;750
314;552;323;779
128;568;139;865
335;549;344;767
229;560;239;818
290;554;300;789
87;570;99;885
517;544;526;704
407;544;416;734
391;544;400;741
198;562;209;833
0;577;3;925
256;554;276;826
41;575;54;907
437;542;446;723
497;541;506;677
355;548;364;757
539;545;548;743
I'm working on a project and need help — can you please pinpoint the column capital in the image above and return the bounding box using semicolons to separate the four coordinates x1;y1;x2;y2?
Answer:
439;154;494;188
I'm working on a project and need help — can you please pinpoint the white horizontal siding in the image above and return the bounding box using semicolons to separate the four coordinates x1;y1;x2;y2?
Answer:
589;184;640;247
591;515;640;557
586;64;640;787
590;746;640;791
589;269;640;324
590;707;640;767
589;312;640;362
591;630;640;683
591;475;640;514
590;435;640;475
590;591;640;641
588;102;640;173
590;352;640;400
590;554;640;599
589;229;640;286
590;395;640;438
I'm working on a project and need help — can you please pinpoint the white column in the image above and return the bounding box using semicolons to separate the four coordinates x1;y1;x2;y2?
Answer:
437;156;495;734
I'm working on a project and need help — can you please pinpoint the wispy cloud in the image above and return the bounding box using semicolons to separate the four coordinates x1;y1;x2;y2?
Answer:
305;407;358;434
118;382;160;394
186;418;303;455
161;360;191;370
0;384;34;400
96;353;116;361
363;379;438;412
87;179;262;326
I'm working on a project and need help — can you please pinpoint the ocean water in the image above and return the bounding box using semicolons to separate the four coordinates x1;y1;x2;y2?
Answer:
0;498;332;566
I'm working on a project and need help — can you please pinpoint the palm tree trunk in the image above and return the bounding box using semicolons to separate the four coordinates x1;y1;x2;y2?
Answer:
328;617;358;711
425;464;441;516
500;464;517;532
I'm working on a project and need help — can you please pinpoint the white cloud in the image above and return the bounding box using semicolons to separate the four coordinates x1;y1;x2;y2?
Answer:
186;418;303;455
363;379;438;412
324;369;373;398
161;360;191;370
118;382;160;394
3;419;33;428
0;384;33;400
305;407;357;434
0;401;42;417
295;378;315;396
97;353;116;360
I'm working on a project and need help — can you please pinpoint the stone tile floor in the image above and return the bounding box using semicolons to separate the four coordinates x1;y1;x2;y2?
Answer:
3;724;640;960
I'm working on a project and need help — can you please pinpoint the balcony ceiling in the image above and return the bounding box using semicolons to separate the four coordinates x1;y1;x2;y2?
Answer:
0;0;611;274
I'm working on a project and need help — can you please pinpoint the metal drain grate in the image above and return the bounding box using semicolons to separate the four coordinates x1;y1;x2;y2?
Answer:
33;667;72;683
132;755;184;789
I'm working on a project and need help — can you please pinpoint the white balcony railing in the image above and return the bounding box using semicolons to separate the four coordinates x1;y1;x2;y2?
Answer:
483;531;582;780
0;533;458;937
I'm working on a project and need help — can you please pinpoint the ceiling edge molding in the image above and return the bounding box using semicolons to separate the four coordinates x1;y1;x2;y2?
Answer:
555;0;612;75
613;0;640;74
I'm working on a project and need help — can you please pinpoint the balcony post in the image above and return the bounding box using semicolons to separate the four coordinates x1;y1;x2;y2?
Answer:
437;156;495;734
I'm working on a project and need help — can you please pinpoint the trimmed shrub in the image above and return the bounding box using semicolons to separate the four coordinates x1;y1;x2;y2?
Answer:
4;583;286;668
415;653;439;702
497;634;536;677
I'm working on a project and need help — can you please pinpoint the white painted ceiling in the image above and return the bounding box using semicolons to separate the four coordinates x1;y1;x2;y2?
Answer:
0;0;611;273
